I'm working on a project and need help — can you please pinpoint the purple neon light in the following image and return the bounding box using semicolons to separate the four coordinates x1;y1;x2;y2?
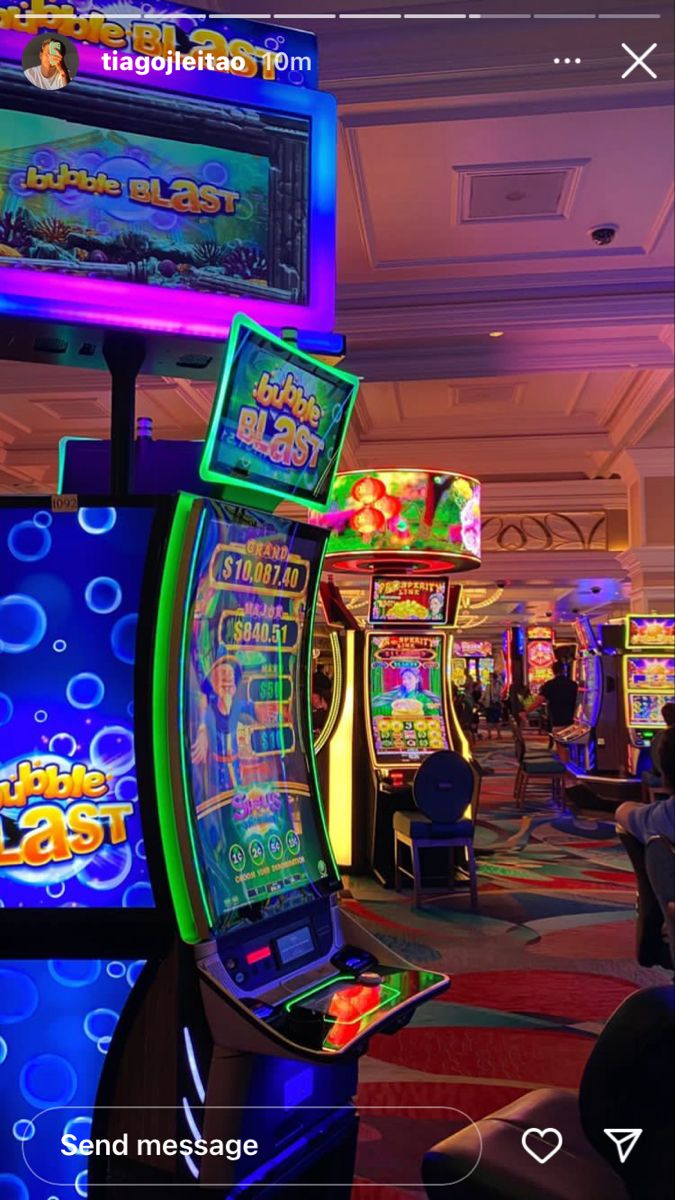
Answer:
0;33;337;336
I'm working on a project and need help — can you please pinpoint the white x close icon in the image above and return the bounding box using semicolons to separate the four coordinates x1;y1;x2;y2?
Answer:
621;43;658;80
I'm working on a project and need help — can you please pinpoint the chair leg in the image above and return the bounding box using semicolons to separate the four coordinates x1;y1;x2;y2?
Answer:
448;846;455;893
467;844;478;911
394;835;402;892
412;842;423;909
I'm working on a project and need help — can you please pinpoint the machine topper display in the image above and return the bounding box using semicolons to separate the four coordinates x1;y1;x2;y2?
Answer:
0;2;337;340
313;469;482;573
200;314;359;510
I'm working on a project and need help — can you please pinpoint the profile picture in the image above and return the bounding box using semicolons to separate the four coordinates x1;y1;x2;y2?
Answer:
22;33;79;91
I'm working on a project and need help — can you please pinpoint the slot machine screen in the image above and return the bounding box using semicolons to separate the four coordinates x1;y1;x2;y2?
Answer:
182;501;338;934
628;693;675;727
370;577;449;624
626;658;675;691
369;634;449;764
0;502;155;911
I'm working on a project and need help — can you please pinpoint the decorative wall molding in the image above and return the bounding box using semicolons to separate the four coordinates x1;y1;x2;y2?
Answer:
482;511;608;553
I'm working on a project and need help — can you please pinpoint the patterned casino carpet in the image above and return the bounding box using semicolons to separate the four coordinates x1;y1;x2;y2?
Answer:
347;736;672;1199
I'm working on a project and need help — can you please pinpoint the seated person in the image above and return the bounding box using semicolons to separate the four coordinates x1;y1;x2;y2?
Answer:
617;724;675;844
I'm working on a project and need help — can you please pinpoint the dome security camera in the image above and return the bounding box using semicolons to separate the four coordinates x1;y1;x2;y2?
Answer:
496;580;506;588
590;225;618;247
591;586;602;594
572;607;580;614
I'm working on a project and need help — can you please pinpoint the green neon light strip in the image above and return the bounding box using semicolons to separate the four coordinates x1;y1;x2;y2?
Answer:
152;495;207;944
304;533;341;885
284;974;353;1012
176;504;215;933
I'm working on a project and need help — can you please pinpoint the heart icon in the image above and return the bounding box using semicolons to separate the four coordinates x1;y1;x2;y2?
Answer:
521;1127;563;1164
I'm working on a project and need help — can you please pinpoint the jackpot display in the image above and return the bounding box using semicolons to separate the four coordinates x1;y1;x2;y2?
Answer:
200;315;358;509
181;499;337;932
0;503;155;910
370;577;449;625
368;634;449;764
626;615;675;650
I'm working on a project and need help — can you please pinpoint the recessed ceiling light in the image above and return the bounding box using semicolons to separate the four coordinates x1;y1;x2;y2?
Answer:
489;331;504;338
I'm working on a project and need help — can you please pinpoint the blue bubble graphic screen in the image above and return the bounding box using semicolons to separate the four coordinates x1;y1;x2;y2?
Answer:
0;505;155;910
0;958;144;1199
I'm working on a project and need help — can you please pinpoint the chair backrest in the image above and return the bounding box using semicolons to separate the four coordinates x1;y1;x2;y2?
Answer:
579;985;675;1200
413;751;474;824
645;835;675;964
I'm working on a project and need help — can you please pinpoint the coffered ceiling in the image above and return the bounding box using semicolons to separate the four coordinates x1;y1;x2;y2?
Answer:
1;1;673;629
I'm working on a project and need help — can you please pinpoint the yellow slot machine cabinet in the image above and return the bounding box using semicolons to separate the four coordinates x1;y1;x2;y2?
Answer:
309;469;481;885
623;614;675;776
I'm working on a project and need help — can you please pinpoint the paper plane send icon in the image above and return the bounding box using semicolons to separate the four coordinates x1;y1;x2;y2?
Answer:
604;1129;642;1163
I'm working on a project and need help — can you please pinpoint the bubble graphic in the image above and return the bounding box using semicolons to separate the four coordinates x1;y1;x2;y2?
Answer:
48;960;101;988
127;701;135;718
126;960;145;988
0;1176;29;1200
33;511;52;528
64;1115;92;1138
115;776;138;804
13;1118;35;1141
7;520;52;562
75;1171;88;1198
0;594;47;654
135;839;146;860
0;1036;7;1063
203;160;228;186
0;968;39;1023
80;844;132;891
47;881;66;899
122;882;153;908
106;962;126;979
67;673;105;710
20;1053;77;1107
83;1008;119;1044
53;639;67;653
34;709;48;723
0;693;13;726
77;507;117;535
85;577;122;615
90;725;134;776
151;210;178;232
110;613;138;664
97;1036;112;1055
49;732;78;758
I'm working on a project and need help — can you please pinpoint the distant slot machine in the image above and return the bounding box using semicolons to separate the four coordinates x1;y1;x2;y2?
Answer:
309;469;481;879
623;615;675;775
526;625;556;692
555;614;603;773
453;640;494;691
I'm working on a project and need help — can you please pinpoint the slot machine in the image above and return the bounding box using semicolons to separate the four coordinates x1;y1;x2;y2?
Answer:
310;470;482;884
623;615;675;775
525;625;556;693
554;615;603;772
